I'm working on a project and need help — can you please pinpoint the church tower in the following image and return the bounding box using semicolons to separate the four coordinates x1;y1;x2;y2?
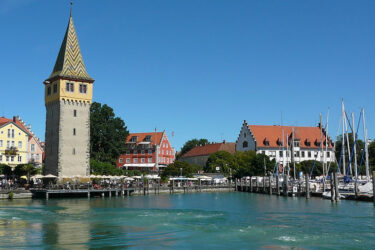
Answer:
43;10;94;177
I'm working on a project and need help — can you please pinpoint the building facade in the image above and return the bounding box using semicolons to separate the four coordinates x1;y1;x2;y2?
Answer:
236;120;335;166
0;117;29;168
117;131;175;172
43;11;94;177
180;141;236;167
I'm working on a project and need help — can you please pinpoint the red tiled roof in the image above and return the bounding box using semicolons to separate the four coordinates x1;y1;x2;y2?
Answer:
0;117;30;135
248;125;333;149
182;142;236;158
126;132;164;146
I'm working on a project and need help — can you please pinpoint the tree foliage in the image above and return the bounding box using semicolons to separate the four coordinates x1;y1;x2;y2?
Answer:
90;102;129;164
161;161;202;180
205;151;236;174
368;141;375;172
0;164;12;176
233;151;275;178
178;138;209;158
90;159;141;176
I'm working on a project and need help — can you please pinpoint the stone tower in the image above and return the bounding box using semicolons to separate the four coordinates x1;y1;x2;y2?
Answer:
43;11;94;177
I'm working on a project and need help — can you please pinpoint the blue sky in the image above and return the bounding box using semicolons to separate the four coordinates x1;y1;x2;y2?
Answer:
0;0;374;150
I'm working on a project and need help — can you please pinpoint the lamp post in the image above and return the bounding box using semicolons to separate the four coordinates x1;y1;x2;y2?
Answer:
180;168;182;177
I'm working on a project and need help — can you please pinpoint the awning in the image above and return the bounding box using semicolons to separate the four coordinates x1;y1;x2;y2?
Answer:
123;163;155;168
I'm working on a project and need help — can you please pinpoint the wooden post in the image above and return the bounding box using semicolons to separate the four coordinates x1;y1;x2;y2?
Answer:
330;173;334;202
284;174;289;197
199;179;202;192
263;176;266;193
172;179;175;193
88;191;90;198
269;176;272;195
354;178;358;199
334;172;340;202
255;177;258;192
46;192;49;200
276;174;280;196
250;177;253;192
305;173;310;199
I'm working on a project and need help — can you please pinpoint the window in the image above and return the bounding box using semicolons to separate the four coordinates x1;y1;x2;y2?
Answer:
141;150;145;154
162;150;164;155
74;110;77;117
262;151;265;154
133;150;137;154
295;151;300;157
0;155;2;162
36;154;40;161
7;129;10;138
31;144;35;152
11;129;14;138
244;132;246;138
293;141;300;147
279;151;283;157
301;151;305;158
6;156;9;162
79;84;87;94
53;84;57;93
11;156;14;162
119;158;123;163
148;157;152;163
144;135;152;142
7;141;10;148
0;140;2;147
18;141;22;148
130;136;138;142
66;82;74;92
73;148;76;155
47;86;51;95
141;158;145;163
133;158;138;163
11;141;15;147
326;151;330;157
126;158;130;163
148;149;152;154
73;128;76;135
126;151;130;155
18;155;22;162
308;151;312;158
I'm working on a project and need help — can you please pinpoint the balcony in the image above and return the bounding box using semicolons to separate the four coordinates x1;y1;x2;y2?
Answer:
5;146;18;155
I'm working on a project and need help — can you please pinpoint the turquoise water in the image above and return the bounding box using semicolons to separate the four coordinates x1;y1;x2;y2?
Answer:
0;192;374;249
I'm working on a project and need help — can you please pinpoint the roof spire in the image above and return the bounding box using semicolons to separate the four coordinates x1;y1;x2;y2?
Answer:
46;3;93;82
70;1;73;17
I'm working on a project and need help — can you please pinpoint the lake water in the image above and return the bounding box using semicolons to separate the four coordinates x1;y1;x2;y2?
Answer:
0;192;374;249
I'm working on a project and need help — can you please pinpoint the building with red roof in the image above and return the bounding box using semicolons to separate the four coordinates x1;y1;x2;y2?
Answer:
235;120;335;167
116;131;175;172
180;141;236;167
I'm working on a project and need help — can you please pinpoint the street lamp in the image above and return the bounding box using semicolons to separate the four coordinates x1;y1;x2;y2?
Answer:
180;168;182;177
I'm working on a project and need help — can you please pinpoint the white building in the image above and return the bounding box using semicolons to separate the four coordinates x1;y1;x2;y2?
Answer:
236;121;335;166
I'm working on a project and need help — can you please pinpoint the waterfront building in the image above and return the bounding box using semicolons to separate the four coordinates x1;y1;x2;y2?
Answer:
180;141;236;167
235;120;335;166
43;10;94;177
0;116;43;168
117;131;175;172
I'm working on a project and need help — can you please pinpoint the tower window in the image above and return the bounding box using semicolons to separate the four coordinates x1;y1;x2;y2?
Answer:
73;128;76;135
74;110;77;117
47;86;51;95
243;141;248;148
79;84;87;94
66;82;74;92
53;83;57;93
73;148;76;155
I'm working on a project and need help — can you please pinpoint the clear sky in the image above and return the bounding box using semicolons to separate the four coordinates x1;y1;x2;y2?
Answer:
0;0;374;150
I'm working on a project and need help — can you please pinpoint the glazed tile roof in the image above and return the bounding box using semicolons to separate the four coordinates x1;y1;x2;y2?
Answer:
47;13;93;82
248;125;333;149
181;142;236;158
126;132;164;146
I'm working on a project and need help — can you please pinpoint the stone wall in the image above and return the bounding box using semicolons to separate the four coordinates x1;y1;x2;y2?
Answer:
45;100;90;177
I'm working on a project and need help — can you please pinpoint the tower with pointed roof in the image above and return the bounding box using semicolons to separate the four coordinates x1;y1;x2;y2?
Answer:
43;9;94;177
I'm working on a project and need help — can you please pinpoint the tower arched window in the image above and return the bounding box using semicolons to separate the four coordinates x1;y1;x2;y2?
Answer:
243;141;248;148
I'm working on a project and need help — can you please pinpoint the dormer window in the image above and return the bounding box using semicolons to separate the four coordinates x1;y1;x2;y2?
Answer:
131;136;138;142
277;138;283;146
293;141;300;147
144;135;152;142
305;139;311;146
314;139;320;146
263;138;270;146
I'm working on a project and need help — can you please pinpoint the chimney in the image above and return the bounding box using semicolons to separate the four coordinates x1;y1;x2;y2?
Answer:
223;140;226;144
13;116;16;122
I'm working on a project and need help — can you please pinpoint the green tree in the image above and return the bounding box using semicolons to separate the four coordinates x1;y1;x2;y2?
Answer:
232;151;275;178
335;133;365;169
0;164;12;176
205;151;236;175
14;164;38;183
161;161;202;181
90;102;129;164
178;138;209;158
368;141;375;172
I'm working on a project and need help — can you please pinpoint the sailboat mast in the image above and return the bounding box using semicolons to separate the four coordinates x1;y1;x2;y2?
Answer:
341;100;346;175
320;113;324;176
362;108;370;179
345;115;352;175
325;109;330;175
352;113;358;180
